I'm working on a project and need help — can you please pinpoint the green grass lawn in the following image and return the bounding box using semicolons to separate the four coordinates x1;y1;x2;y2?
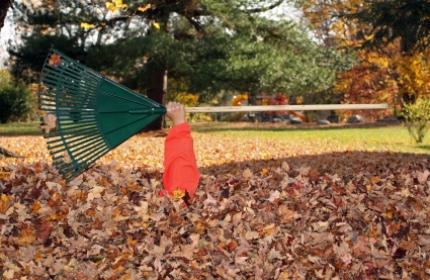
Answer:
193;122;430;154
0;122;41;136
1;121;429;154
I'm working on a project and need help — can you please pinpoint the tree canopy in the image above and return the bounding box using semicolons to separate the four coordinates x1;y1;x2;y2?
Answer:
348;0;430;53
9;0;345;103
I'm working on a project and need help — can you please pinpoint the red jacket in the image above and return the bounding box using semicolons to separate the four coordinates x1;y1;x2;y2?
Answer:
162;123;200;199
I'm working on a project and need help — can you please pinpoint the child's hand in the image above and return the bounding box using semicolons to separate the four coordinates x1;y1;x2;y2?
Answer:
166;102;186;126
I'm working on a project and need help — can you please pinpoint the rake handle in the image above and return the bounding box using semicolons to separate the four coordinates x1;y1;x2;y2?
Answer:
127;108;166;114
184;104;389;113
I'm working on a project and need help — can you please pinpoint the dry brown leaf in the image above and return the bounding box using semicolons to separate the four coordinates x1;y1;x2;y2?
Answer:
242;168;253;179
278;204;299;223
0;131;428;279
417;170;430;184
41;114;57;133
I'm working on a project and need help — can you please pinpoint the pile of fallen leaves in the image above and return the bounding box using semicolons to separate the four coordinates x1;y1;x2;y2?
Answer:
0;133;430;279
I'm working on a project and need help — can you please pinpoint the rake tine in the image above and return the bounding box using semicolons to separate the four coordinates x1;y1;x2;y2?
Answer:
39;49;166;181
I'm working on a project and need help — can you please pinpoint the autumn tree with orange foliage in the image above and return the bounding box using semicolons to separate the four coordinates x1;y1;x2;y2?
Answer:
297;0;430;119
348;0;430;105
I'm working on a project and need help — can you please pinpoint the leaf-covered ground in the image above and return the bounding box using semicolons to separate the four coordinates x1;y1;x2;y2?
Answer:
0;131;429;279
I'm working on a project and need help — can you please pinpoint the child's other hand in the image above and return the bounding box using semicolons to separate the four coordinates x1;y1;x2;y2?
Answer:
166;102;186;126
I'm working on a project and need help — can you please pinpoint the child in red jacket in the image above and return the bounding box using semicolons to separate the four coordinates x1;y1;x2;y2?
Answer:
161;102;200;203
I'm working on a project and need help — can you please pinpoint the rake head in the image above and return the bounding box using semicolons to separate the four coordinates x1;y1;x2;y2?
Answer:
39;49;166;181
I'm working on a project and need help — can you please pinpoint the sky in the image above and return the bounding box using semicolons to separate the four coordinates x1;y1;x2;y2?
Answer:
0;1;302;69
0;9;15;68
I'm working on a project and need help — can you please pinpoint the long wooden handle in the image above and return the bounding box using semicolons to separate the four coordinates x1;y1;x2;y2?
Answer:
185;104;389;113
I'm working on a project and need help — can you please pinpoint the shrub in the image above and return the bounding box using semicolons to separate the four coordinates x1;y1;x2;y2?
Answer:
171;92;199;107
0;70;34;123
401;97;430;144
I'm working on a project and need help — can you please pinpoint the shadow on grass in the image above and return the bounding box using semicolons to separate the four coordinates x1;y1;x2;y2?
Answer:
418;145;430;152
1;151;427;184
199;150;429;179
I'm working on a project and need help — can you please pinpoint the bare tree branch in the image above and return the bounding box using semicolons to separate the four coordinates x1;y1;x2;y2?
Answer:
185;16;205;35
244;0;284;14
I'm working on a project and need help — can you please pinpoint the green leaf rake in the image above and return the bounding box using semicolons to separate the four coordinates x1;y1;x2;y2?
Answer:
39;50;166;181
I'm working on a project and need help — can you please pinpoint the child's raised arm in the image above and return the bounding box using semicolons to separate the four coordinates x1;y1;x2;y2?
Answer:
162;102;200;202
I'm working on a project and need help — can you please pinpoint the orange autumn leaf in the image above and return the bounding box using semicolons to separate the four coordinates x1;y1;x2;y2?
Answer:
260;168;269;177
138;3;152;13
0;171;11;180
31;201;41;213
17;225;36;246
127;236;137;248
48;53;61;67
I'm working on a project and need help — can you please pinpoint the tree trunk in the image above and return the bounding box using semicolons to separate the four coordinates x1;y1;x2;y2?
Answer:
400;38;416;105
0;1;23;159
0;0;12;30
144;61;167;131
143;16;169;131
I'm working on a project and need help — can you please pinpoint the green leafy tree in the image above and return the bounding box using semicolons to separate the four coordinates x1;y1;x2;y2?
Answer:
0;70;34;123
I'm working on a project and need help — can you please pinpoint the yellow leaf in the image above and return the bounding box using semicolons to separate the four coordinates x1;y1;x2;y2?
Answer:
114;0;128;9
106;0;127;11
364;33;374;41
152;22;160;30
260;168;269;177
106;2;116;11
80;22;95;30
242;168;253;179
138;3;152;13
0;194;12;214
262;223;277;237
278;271;289;280
172;189;185;201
